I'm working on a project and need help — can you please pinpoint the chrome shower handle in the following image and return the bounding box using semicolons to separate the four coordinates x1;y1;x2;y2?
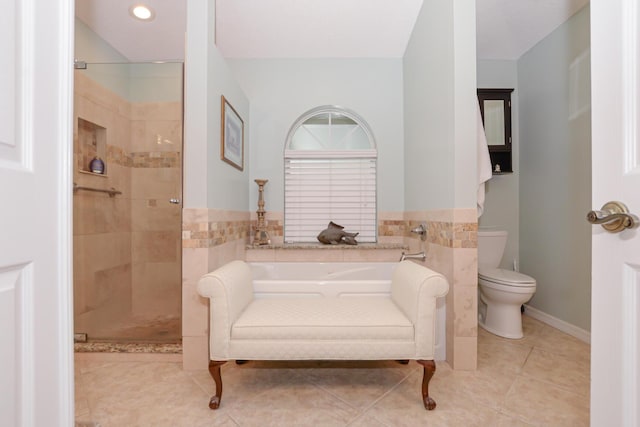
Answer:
587;201;639;232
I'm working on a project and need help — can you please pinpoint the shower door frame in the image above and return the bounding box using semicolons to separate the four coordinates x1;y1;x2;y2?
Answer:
72;61;184;344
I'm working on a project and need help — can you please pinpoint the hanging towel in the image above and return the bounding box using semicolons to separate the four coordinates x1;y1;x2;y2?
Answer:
477;101;492;217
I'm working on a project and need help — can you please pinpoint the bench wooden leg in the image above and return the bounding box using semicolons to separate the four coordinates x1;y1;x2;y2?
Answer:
208;360;227;410
416;360;437;410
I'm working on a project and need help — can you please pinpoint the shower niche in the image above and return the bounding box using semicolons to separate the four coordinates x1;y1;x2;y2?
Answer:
77;117;107;176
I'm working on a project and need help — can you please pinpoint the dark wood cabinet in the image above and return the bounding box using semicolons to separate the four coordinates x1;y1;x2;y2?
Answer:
477;88;514;174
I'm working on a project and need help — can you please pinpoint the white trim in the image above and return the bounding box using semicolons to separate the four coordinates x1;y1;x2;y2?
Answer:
621;3;640;425
0;263;33;427
622;264;640;427
524;304;591;344
623;0;639;174
285;149;377;159
57;0;75;424
284;105;377;151
19;0;35;172
18;264;34;427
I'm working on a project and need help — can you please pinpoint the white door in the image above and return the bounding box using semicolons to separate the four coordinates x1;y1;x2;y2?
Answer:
0;0;74;425
590;1;640;425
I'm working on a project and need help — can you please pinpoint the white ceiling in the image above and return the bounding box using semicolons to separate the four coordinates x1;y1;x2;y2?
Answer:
476;0;589;60
215;0;423;58
75;0;187;62
75;0;589;62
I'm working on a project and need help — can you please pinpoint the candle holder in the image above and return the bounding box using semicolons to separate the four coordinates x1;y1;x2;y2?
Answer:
253;179;271;245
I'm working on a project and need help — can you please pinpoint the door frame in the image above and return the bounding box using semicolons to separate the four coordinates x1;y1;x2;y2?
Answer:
51;0;75;423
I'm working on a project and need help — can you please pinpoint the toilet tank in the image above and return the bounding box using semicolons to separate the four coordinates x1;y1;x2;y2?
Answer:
478;230;508;269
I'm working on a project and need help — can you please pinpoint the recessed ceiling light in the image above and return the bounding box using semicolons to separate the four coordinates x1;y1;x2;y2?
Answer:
129;4;155;21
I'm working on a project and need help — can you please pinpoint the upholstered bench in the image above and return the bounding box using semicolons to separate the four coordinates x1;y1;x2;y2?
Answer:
197;259;449;410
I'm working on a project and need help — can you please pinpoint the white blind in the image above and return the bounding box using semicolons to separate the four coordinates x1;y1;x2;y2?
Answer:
284;150;377;243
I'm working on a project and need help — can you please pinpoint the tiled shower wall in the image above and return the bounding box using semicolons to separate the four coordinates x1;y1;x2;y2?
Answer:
181;209;477;370
73;71;182;341
130;103;182;323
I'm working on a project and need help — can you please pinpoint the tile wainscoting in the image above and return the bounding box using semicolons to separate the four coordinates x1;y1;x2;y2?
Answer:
406;210;478;370
182;209;477;370
182;209;251;370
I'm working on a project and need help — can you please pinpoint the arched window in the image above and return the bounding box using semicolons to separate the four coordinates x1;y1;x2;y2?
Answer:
284;106;377;243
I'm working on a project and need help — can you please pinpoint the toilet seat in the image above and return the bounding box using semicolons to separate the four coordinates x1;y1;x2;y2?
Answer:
478;268;536;288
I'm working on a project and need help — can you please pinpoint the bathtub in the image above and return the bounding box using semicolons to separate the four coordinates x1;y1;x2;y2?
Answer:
248;262;447;360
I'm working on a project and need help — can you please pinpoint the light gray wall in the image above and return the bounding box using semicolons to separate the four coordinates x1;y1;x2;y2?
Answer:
206;51;250;211
75;18;128;64
477;60;520;270
182;0;210;208
403;1;454;210
128;63;182;103
452;2;479;209
403;0;477;211
518;5;591;330
227;59;404;213
75;19;182;104
183;0;250;210
74;18;129;100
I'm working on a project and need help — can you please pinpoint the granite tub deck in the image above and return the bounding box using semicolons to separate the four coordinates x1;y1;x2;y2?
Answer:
197;260;449;410
244;243;409;263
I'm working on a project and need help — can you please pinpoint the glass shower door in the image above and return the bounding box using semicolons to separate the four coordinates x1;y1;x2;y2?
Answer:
73;62;183;343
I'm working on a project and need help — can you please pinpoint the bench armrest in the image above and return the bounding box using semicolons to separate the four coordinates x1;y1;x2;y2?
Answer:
391;261;449;359
197;260;254;360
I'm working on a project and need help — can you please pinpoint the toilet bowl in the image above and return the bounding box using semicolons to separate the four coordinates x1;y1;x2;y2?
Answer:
478;230;536;339
478;268;536;339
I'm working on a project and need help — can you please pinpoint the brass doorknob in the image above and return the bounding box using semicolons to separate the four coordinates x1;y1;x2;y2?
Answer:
587;201;639;232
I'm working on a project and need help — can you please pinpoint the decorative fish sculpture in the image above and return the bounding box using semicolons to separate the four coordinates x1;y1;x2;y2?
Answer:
317;221;359;245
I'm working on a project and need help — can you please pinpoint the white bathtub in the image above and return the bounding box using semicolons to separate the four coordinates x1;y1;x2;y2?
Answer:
249;262;447;361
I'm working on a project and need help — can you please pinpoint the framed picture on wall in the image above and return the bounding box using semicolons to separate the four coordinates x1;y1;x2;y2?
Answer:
220;95;244;171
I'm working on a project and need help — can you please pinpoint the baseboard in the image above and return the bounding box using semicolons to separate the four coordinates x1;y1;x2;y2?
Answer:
523;304;591;344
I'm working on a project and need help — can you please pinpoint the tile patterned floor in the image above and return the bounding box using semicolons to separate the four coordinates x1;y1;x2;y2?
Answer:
74;316;590;426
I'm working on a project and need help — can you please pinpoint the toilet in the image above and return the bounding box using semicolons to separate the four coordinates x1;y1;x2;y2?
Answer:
477;230;536;339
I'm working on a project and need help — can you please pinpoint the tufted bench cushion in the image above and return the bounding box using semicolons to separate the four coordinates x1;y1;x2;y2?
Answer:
232;297;414;341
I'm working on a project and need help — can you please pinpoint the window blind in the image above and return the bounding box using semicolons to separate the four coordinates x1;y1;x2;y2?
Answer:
284;150;377;243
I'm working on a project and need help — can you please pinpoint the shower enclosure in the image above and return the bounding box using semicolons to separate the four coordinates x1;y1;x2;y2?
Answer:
73;62;183;343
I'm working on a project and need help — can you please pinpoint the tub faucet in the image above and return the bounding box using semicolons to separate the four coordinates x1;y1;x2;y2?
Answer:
400;251;426;262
